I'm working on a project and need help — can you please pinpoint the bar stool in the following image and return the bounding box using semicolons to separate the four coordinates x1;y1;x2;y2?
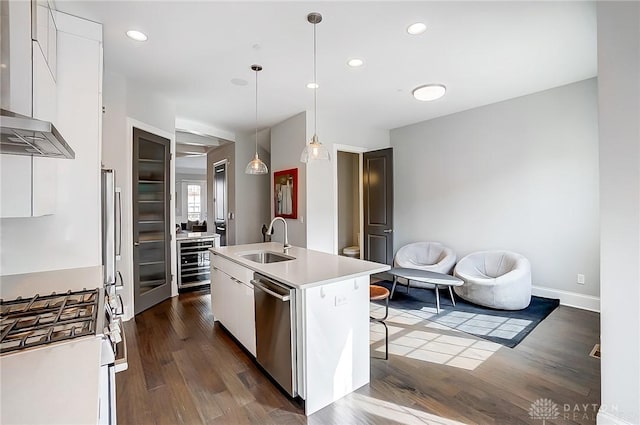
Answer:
370;285;390;360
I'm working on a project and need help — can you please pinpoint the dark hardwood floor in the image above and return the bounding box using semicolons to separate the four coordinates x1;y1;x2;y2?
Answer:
116;288;600;425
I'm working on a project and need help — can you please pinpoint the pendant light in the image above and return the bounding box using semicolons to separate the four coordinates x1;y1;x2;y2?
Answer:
245;64;269;175
300;12;330;163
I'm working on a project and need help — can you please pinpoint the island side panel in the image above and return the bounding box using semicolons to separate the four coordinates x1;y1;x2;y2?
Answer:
301;275;370;415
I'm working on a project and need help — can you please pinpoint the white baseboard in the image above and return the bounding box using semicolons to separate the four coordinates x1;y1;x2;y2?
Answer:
532;285;600;312
597;409;637;425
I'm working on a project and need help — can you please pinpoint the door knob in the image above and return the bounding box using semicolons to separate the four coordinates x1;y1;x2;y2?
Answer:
383;229;393;233
134;242;140;246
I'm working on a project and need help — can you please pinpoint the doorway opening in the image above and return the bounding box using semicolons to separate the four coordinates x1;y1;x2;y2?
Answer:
337;151;362;259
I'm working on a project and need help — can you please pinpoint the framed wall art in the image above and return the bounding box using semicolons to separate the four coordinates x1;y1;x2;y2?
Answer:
274;168;298;219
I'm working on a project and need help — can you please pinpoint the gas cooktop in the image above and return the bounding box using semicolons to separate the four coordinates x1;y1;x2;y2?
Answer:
0;289;100;354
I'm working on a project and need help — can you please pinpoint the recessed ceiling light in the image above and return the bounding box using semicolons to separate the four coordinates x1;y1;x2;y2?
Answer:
407;22;427;35
412;84;446;101
306;82;319;89
126;30;148;42
347;58;364;68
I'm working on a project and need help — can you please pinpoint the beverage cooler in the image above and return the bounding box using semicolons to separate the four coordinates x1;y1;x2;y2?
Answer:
177;234;221;290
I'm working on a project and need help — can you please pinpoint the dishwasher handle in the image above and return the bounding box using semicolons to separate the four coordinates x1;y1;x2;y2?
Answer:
251;279;291;302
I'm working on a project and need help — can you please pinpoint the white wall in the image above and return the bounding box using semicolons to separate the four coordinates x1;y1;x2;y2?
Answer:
0;15;102;275
101;71;176;320
307;113;390;253
391;79;600;301
270;112;308;248
597;3;640;424
234;129;271;244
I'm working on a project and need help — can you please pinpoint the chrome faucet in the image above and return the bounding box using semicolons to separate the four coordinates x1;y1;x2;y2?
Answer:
267;217;291;251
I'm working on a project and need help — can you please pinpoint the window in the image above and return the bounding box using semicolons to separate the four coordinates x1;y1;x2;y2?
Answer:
187;184;201;221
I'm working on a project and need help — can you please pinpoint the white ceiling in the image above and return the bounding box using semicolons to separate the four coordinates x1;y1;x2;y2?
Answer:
57;1;597;134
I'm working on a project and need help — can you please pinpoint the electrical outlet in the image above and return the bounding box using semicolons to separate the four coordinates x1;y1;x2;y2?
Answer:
335;295;348;307
577;274;585;285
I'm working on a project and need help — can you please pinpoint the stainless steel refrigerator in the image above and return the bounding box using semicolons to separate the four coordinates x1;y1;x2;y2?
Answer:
102;169;125;306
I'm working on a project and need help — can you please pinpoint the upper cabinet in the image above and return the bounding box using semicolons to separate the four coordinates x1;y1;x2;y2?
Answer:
32;0;57;123
33;0;57;81
0;1;32;116
0;5;102;218
0;0;58;218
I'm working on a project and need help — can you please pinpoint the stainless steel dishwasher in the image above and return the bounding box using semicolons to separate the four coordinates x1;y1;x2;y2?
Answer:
251;273;297;397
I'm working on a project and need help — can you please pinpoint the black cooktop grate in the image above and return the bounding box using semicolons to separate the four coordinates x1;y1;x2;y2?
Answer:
0;289;99;354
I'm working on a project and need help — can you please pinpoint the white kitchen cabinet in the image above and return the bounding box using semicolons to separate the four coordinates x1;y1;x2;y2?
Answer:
32;40;57;123
235;280;256;355
210;254;256;356
211;267;234;330
0;2;57;218
0;156;56;217
0;156;32;217
33;0;57;81
0;0;32;116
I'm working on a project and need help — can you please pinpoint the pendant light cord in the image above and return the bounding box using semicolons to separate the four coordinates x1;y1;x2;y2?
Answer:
255;67;259;155
313;21;318;139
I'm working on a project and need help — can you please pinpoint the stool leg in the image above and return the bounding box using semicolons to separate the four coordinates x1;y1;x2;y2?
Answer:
382;320;388;360
435;286;441;314
370;296;389;360
381;295;389;320
448;286;456;306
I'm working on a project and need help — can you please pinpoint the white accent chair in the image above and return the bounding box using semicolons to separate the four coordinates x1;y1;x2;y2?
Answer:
454;250;532;310
393;242;457;289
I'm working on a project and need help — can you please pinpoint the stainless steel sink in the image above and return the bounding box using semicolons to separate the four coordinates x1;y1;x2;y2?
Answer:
239;251;295;264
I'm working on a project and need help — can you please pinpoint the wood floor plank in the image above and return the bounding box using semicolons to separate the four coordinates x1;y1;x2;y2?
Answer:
117;288;600;425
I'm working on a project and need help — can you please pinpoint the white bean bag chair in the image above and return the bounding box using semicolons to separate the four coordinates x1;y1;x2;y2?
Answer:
394;242;457;289
454;250;532;310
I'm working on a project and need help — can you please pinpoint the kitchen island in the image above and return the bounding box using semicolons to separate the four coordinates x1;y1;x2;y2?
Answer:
209;242;390;415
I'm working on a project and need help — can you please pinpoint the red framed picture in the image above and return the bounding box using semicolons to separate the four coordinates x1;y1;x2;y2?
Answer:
274;168;298;219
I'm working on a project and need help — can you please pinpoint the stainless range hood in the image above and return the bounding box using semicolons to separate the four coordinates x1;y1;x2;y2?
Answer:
0;109;75;159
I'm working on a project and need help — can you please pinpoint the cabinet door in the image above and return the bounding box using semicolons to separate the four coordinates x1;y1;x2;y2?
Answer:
0;156;32;217
32;40;57;123
211;268;233;329
235;281;256;356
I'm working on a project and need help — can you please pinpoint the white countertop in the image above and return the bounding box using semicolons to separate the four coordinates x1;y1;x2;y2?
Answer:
211;242;390;289
0;337;102;425
176;231;220;241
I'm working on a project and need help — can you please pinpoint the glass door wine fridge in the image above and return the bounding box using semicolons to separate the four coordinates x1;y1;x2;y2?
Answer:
177;235;221;290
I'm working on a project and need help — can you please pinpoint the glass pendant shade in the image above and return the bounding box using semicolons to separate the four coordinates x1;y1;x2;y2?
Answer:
245;153;268;174
300;134;330;162
245;64;268;175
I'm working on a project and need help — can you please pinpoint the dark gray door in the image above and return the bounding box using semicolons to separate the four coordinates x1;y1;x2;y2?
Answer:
133;127;172;314
363;148;394;264
213;161;227;246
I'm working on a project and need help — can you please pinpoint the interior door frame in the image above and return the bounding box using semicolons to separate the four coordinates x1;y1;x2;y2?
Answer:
125;118;176;320
332;144;367;257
